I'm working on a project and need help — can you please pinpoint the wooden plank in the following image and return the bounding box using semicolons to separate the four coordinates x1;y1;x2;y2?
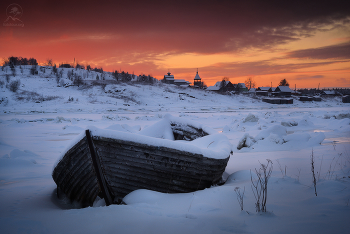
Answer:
86;130;113;206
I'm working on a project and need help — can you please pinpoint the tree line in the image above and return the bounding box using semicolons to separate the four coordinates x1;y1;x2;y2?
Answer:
3;56;38;67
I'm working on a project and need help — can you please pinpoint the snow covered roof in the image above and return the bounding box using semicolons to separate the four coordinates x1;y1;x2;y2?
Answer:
276;86;293;92
322;90;336;95
258;87;270;91
206;85;221;91
248;88;256;92
238;83;246;88
174;79;187;83
206;81;232;91
164;72;174;80
164;76;174;80
194;73;201;80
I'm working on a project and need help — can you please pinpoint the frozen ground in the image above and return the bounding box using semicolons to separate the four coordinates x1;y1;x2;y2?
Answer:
0;67;349;233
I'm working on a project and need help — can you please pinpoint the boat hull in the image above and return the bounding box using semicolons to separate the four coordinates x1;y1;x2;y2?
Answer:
52;129;230;206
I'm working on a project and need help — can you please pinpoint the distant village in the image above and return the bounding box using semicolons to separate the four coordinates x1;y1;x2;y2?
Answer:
2;56;349;103
161;69;350;98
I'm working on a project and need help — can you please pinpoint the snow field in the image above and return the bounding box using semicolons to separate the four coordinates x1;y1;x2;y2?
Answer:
0;68;349;233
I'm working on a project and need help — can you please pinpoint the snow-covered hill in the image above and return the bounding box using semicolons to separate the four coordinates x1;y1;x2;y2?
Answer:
0;66;349;234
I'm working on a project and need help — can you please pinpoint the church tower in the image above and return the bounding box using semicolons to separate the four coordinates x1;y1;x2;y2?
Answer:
193;68;202;88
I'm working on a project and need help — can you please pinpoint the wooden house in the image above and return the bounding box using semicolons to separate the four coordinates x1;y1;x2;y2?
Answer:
275;86;293;97
256;87;270;96
163;72;175;84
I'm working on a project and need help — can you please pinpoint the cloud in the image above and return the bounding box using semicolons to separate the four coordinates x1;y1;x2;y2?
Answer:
336;78;350;84
295;75;325;80
4;0;350;55
190;60;338;78
287;42;350;60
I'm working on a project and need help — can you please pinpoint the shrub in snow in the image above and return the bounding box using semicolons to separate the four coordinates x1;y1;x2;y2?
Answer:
6;74;10;83
237;133;256;150
9;79;21;92
73;76;84;87
56;74;61;84
11;67;16;77
0;97;8;106
30;65;37;75
336;113;350;119
0;80;4;88
251;159;273;212
243;113;259;123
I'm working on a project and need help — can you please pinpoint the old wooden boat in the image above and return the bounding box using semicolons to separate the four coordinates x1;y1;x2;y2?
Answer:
52;117;231;206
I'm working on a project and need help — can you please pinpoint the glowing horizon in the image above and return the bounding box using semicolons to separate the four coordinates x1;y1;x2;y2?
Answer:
1;1;349;89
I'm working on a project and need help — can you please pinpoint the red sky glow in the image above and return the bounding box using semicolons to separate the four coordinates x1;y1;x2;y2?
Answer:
1;0;350;88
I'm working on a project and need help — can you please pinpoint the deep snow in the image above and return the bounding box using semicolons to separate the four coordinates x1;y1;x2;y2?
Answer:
0;66;349;234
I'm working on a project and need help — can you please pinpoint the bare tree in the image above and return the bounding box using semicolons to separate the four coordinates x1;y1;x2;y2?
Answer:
46;58;53;66
245;77;256;89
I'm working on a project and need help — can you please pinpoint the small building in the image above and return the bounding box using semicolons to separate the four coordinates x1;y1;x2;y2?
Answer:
59;64;72;68
237;83;248;92
256;87;270;96
343;95;350;103
206;81;222;92
275;86;293;97
163;72;174;84
248;88;256;93
321;90;340;96
206;81;235;92
263;98;293;104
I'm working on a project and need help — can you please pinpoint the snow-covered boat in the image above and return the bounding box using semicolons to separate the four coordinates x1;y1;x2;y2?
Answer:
52;116;231;206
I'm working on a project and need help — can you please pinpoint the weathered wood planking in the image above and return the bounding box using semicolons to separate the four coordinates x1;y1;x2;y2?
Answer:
52;123;230;206
52;136;100;205
92;136;228;200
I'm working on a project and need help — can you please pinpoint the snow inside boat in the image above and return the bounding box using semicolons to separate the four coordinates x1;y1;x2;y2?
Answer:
52;116;232;206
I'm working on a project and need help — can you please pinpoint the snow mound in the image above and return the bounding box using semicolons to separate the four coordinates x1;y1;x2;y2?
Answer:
243;113;259;123
255;125;287;141
237;133;256;150
225;170;251;184
139;119;175;140
123;189;166;205
236;125;325;150
0;149;41;166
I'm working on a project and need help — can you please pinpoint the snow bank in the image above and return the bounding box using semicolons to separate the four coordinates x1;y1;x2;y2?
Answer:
90;126;231;159
236;124;325;151
0;149;41;166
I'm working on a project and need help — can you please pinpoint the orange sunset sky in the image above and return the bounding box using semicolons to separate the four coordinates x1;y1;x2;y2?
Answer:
0;0;349;88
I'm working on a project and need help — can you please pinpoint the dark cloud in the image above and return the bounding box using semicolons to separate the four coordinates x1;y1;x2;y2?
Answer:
2;0;349;55
287;42;350;60
191;60;337;78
